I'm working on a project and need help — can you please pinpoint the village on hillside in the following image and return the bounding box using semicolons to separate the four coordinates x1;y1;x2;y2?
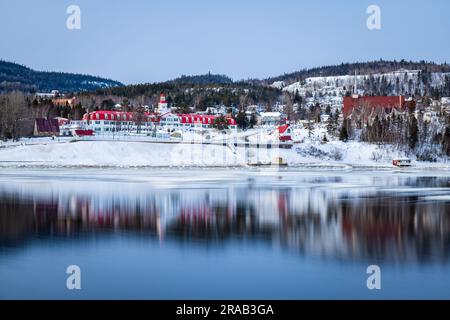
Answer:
2;68;450;167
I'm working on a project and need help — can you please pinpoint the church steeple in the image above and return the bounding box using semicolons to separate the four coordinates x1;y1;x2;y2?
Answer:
157;93;169;114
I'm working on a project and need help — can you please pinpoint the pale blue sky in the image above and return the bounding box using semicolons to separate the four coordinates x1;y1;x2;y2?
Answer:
0;0;449;84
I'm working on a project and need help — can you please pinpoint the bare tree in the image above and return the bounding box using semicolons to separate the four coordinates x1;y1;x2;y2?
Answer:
283;92;294;120
132;106;147;134
0;92;31;140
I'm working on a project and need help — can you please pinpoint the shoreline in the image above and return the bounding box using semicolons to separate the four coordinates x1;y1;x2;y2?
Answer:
1;162;449;171
1;138;449;171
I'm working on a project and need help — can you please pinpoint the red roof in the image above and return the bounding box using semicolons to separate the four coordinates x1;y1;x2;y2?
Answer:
35;118;60;134
277;124;290;134
83;111;236;126
83;111;160;123
178;114;236;125
74;129;95;136
343;96;415;117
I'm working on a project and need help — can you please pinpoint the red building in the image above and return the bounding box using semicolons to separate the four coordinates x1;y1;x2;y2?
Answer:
343;95;415;118
82;111;160;123
34;118;60;136
277;124;292;142
178;114;237;128
80;111;160;135
73;110;237;135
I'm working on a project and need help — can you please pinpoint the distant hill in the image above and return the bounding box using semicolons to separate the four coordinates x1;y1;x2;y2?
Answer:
0;60;123;93
83;59;450;107
263;60;450;86
167;73;234;85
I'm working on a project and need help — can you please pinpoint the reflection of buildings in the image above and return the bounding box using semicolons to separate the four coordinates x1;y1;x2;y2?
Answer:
1;175;450;264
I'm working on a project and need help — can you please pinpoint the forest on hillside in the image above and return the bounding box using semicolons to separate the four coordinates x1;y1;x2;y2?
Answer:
167;73;233;85
90;80;282;113
264;60;450;85
0;60;123;93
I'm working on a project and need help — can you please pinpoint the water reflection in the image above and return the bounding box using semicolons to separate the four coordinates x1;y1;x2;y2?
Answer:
1;171;450;264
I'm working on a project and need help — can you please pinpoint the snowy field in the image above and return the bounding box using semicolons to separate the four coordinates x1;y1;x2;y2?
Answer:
0;137;449;169
0;126;448;169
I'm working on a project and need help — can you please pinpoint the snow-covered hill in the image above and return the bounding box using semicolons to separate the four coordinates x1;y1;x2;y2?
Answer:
282;69;450;96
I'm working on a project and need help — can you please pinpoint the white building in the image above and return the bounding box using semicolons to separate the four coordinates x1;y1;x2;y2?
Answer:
157;93;170;114
259;112;282;126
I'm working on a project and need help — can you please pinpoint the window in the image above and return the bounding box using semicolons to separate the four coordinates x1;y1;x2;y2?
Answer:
96;114;100;120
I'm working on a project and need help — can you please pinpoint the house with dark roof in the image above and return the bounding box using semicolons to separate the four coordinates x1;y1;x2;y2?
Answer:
34;118;60;136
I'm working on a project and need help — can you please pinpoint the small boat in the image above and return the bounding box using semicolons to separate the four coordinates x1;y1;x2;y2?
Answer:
393;158;412;167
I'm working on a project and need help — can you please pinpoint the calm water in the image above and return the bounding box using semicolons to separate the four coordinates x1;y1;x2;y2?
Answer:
0;168;450;299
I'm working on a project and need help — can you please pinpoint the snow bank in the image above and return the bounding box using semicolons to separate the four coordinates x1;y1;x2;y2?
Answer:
0;140;449;169
0;141;288;167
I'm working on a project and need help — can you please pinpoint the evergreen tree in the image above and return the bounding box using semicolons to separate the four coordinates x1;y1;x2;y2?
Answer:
442;126;450;156
235;112;248;129
408;114;419;150
249;114;257;128
339;119;349;142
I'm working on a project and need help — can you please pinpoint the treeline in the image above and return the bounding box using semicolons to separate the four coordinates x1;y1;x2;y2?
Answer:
92;82;282;112
339;107;450;160
0;60;123;93
0;91;87;140
353;72;450;98
0;92;32;139
91;60;450;109
167;73;233;85
265;59;450;85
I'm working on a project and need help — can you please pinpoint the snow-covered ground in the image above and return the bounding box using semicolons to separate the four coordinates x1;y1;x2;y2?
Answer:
0;136;449;169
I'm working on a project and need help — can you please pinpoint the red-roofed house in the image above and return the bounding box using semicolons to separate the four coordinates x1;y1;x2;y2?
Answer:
162;113;237;130
34;118;60;136
81;111;160;134
75;110;237;135
277;124;292;142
